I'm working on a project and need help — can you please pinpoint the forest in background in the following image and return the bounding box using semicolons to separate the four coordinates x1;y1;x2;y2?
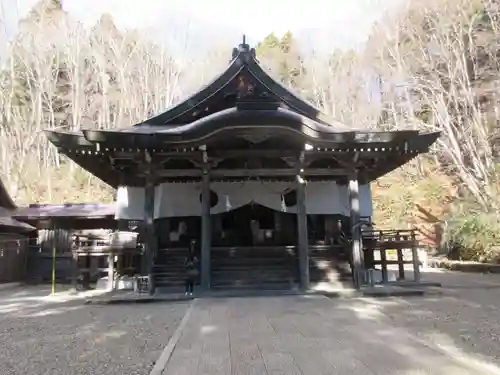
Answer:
2;0;500;260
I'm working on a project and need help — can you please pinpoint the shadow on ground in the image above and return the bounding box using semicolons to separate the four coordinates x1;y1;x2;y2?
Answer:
164;288;500;374
342;270;500;367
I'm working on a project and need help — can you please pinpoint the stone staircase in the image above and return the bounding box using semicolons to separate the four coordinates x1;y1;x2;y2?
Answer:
211;246;298;290
153;247;190;289
153;246;353;292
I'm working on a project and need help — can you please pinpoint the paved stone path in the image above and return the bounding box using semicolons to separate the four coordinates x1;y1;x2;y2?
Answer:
161;295;499;375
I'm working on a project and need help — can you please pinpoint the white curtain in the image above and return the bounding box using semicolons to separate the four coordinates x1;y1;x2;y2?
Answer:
115;181;372;220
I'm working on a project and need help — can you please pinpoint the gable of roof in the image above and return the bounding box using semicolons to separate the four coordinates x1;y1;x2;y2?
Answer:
140;40;344;129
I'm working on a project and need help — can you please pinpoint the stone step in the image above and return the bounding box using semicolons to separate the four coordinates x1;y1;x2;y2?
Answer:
212;271;295;279
211;256;295;261
211;280;295;289
154;264;186;270
212;258;295;265
155;280;185;287
154;270;186;275
155;257;188;263
212;262;294;269
154;272;186;277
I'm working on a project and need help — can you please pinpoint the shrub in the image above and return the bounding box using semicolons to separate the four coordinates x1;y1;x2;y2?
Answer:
445;201;500;262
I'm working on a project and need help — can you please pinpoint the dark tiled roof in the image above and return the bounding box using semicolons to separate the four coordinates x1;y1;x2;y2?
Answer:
0;207;35;232
13;203;115;219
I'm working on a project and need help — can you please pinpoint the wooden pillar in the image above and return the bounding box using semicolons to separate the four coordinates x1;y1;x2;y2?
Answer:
201;169;211;289
380;248;388;283
296;175;309;290
83;254;91;290
397;248;405;280
72;252;78;291
348;170;364;288
143;177;156;295
411;231;421;283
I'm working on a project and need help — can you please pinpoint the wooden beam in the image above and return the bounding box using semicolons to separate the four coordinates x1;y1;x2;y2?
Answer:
108;148;416;161
209;149;299;158
151;168;349;178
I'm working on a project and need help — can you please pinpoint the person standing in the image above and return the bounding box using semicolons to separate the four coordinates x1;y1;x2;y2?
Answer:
184;240;199;296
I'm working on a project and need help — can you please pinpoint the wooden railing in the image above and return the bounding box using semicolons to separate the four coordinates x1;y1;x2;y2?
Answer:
362;229;421;284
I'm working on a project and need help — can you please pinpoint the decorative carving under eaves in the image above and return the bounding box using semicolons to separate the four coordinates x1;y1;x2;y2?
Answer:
239;132;270;144
233;71;277;104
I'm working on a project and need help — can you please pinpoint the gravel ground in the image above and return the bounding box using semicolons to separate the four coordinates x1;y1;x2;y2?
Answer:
0;286;190;375
2;271;500;374
360;270;500;365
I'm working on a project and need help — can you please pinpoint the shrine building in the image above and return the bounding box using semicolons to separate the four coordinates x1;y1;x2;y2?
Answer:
45;39;439;294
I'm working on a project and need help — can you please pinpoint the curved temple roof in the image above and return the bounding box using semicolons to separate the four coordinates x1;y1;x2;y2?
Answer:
46;39;427;146
44;38;440;187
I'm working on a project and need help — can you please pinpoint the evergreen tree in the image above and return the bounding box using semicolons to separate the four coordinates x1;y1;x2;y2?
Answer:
256;31;306;89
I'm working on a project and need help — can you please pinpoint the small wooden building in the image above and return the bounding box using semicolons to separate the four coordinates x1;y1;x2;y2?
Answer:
45;39;440;293
13;203;118;283
0;180;35;284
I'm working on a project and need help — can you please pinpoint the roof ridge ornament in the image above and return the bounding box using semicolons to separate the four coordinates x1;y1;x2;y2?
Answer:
231;34;256;61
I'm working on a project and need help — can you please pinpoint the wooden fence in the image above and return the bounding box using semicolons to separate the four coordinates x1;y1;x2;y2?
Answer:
0;234;28;283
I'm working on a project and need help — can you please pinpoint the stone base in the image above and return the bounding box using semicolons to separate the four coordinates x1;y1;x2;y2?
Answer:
116;276;136;290
368;269;398;283
95;277;111;290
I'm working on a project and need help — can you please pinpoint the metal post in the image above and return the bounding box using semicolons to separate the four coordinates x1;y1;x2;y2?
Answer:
201;169;212;289
348;171;364;288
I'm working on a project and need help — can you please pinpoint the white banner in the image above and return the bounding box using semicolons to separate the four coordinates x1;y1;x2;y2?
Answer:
115;181;372;220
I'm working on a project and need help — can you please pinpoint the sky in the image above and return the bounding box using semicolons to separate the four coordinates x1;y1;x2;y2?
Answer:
0;0;403;57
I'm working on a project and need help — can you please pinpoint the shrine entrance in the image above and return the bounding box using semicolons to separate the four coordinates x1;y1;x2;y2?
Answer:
214;203;295;247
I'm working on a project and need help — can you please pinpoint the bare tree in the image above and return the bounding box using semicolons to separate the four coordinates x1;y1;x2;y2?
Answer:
365;0;500;209
0;4;230;204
